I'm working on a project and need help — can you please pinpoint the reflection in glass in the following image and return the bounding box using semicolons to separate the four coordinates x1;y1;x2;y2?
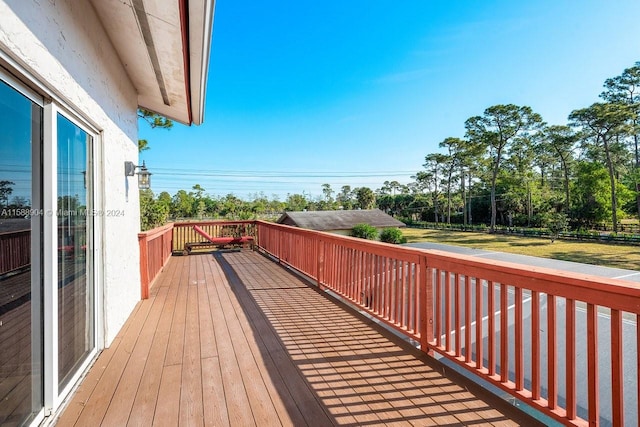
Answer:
0;79;43;425
57;114;94;390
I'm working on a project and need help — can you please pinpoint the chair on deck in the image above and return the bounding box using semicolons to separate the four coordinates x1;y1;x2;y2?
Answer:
183;225;254;255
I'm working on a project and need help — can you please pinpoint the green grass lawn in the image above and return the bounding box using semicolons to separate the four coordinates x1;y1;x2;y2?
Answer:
402;228;640;271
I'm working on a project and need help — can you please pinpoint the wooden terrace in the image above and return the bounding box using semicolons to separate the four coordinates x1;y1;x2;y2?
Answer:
54;251;538;426
45;219;640;426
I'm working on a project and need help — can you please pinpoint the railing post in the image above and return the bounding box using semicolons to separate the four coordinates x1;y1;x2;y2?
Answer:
587;303;599;426
254;222;259;250
160;230;165;266
138;233;150;300
164;226;173;264
419;254;433;355
317;239;325;290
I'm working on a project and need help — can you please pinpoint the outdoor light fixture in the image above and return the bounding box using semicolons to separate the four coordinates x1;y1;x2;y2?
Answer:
124;160;152;190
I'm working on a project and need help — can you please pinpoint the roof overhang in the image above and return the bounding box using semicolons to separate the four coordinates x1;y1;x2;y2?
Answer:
90;0;215;125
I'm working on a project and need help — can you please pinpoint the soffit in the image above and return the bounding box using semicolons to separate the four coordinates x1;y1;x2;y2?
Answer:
90;0;213;125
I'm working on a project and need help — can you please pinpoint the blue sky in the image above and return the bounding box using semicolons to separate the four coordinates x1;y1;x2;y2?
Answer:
139;0;640;200
0;80;33;202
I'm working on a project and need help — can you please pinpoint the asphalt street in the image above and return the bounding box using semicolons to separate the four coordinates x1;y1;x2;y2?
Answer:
406;241;640;283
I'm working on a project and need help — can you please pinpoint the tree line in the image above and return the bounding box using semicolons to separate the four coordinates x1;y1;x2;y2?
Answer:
141;62;640;233
405;61;640;233
139;184;379;231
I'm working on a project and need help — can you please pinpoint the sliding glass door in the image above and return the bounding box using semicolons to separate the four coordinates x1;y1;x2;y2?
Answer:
0;79;44;425
0;72;98;424
57;114;94;390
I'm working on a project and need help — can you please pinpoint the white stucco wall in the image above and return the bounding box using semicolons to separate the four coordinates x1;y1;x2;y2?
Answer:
0;1;142;346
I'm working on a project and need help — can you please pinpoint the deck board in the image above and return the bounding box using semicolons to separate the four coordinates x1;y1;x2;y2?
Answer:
127;259;179;427
102;284;169;426
203;256;256;427
55;250;543;426
179;281;204;426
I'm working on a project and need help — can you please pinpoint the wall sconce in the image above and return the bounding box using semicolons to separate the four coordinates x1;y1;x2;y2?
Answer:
124;160;152;190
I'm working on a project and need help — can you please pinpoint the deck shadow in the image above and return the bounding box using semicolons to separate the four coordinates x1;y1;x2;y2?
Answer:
214;250;542;426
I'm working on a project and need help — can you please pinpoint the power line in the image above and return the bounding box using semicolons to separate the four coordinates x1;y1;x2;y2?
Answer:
149;170;414;179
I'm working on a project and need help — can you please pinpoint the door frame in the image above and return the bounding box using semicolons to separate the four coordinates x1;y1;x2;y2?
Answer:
0;60;105;421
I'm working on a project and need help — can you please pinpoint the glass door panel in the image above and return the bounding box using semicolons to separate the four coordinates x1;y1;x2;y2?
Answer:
0;79;43;425
57;114;94;390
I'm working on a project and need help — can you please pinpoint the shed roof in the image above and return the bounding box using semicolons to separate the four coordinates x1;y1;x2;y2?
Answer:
277;209;406;231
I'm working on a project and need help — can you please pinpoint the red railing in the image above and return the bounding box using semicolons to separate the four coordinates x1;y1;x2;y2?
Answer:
138;223;173;299
256;221;640;426
140;220;640;426
257;221;429;344
423;250;640;427
0;229;30;275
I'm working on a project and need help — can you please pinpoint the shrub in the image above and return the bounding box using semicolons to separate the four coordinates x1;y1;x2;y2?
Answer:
140;189;169;231
380;227;407;244
351;223;379;240
542;212;568;242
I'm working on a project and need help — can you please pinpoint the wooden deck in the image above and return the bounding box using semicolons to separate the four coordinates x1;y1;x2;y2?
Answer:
54;251;541;426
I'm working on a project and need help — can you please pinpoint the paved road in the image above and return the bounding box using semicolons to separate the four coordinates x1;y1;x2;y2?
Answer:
406;241;640;283
406;242;639;426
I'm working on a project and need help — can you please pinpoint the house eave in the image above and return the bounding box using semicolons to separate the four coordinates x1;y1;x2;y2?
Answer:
89;0;214;126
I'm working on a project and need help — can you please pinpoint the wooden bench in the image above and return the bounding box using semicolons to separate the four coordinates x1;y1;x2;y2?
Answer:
184;225;254;255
